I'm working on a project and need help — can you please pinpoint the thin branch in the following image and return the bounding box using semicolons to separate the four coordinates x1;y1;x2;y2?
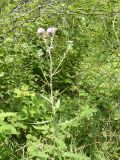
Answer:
112;13;120;45
27;120;51;125
1;10;120;23
39;94;51;103
52;45;70;76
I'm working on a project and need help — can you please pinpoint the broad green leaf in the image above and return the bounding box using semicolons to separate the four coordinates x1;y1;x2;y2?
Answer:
0;112;17;121
0;125;17;134
0;72;4;77
63;152;90;160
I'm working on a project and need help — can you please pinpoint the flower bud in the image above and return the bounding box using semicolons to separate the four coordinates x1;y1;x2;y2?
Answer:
47;27;57;35
37;28;45;35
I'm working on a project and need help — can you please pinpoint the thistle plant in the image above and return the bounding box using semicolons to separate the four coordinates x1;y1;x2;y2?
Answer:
37;27;71;116
37;28;73;155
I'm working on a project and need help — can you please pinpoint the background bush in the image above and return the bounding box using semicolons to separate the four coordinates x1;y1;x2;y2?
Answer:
0;0;120;159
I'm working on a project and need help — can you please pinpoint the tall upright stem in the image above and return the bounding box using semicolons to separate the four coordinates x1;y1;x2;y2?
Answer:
48;47;55;115
48;34;56;115
44;35;55;115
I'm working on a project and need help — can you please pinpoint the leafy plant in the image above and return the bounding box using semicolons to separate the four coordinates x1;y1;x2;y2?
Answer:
0;0;120;159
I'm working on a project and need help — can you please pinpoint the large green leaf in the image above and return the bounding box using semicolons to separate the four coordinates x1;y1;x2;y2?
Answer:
0;124;17;134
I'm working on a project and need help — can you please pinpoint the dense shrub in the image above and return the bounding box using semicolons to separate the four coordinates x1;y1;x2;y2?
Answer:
0;0;120;159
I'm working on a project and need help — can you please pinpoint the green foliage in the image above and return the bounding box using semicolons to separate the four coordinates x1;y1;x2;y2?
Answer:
0;0;120;159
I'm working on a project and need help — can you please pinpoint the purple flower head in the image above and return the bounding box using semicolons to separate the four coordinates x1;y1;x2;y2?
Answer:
37;28;45;35
47;27;57;35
